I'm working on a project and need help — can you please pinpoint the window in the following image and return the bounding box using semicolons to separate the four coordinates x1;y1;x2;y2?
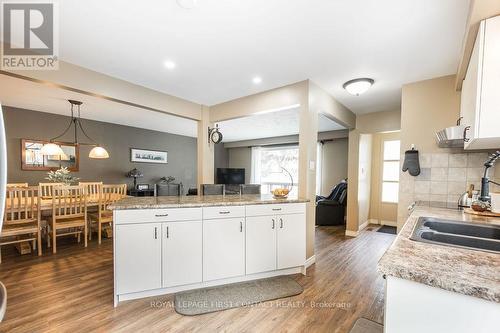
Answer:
251;145;299;195
381;140;400;203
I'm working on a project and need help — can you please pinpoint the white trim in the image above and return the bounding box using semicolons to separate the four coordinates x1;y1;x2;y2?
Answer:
304;255;315;268
345;229;359;237
380;220;397;227
358;220;369;231
117;267;303;304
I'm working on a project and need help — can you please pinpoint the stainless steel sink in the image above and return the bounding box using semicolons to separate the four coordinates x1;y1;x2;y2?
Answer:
410;217;500;253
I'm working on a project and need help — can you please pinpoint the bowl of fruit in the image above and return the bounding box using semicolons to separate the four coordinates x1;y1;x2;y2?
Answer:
272;188;290;199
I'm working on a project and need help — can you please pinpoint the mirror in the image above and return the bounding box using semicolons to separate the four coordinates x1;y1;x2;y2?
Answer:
21;139;79;171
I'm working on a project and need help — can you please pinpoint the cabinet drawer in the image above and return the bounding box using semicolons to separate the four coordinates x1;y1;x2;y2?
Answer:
203;205;245;219
245;203;306;217
114;208;202;224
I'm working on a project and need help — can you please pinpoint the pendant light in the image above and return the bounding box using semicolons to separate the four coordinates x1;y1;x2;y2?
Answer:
41;100;110;159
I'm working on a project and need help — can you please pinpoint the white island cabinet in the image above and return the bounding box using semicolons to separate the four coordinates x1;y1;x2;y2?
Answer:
112;201;307;306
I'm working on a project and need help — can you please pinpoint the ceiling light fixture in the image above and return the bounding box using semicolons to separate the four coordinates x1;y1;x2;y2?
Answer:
342;78;374;96
41;100;110;159
164;60;176;70
252;76;262;84
176;0;198;9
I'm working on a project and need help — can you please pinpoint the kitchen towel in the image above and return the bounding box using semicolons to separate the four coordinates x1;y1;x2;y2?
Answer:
402;149;420;176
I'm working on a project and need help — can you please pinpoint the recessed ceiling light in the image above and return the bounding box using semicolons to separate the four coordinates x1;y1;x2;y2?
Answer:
177;0;197;9
343;78;374;96
252;76;262;84
164;60;176;70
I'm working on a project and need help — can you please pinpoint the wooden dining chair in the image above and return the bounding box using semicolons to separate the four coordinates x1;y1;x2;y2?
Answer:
50;185;87;253
79;182;103;197
88;184;126;244
39;182;63;198
0;186;42;263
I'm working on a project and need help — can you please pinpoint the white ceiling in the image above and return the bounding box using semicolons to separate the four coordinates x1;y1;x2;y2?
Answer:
52;0;470;114
218;108;344;142
0;75;198;137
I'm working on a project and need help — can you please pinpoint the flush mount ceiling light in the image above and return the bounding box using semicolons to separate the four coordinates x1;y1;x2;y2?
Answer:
176;0;197;9
164;60;176;70
252;76;262;84
342;78;374;96
41;100;110;159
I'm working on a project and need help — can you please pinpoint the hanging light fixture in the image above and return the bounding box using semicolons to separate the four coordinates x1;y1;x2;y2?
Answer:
41;100;110;159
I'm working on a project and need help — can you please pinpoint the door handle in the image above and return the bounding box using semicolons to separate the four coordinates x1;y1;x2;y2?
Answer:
280;218;283;229
240;221;243;232
155;213;168;217
272;208;282;211
272;219;275;229
154;227;157;239
166;226;169;238
219;211;230;214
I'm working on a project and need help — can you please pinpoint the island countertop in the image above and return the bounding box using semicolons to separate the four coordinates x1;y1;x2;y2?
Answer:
378;205;500;303
108;194;309;210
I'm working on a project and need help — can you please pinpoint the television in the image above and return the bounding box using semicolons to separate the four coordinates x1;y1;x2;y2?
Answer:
216;168;245;185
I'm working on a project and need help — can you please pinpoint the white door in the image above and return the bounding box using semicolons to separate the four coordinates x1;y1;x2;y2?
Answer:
203;218;245;281
246;215;276;274
162;221;202;288
277;214;306;269
115;223;162;294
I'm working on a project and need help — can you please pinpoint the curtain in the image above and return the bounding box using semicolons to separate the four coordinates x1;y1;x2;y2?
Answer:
250;146;262;184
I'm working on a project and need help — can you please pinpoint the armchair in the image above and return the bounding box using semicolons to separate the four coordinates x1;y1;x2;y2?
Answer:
316;180;347;226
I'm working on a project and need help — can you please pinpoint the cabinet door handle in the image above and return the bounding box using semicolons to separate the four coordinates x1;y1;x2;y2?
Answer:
272;219;275;229
272;208;282;211
155;213;169;217
154;227;158;239
280;218;283;229
240;221;243;232
166;226;169;238
463;126;471;142
219;211;230;214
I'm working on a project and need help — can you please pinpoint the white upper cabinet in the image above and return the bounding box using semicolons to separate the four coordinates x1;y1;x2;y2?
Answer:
461;16;500;150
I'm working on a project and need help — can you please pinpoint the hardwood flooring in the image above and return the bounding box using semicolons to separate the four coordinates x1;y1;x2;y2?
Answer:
0;225;395;333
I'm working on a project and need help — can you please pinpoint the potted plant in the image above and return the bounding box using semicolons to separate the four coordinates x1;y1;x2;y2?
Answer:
46;167;79;185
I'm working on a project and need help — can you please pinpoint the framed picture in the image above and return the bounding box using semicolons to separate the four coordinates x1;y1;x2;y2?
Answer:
130;148;168;164
21;139;79;171
136;184;150;190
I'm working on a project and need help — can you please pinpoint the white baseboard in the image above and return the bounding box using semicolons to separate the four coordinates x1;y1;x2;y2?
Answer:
359;220;369;231
345;229;358;237
304;255;316;268
380;220;397;227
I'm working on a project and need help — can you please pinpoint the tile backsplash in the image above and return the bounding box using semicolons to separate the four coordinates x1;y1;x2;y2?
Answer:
398;152;499;225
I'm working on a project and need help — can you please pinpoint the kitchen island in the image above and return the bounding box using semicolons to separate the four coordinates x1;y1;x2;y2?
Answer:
378;205;500;333
109;195;309;306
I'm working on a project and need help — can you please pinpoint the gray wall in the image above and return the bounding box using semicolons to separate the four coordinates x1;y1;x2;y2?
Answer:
320;138;348;196
213;143;229;180
4;107;197;190
228;147;252;184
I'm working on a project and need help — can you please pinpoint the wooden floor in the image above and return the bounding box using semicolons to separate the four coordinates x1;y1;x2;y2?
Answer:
0;225;395;333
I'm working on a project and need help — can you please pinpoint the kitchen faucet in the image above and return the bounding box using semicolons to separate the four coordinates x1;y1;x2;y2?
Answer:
479;151;500;202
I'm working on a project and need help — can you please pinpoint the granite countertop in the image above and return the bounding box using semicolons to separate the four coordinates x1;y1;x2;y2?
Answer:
378;206;500;303
108;194;309;210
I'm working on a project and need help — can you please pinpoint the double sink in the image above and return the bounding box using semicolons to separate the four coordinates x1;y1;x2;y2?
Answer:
410;217;500;254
